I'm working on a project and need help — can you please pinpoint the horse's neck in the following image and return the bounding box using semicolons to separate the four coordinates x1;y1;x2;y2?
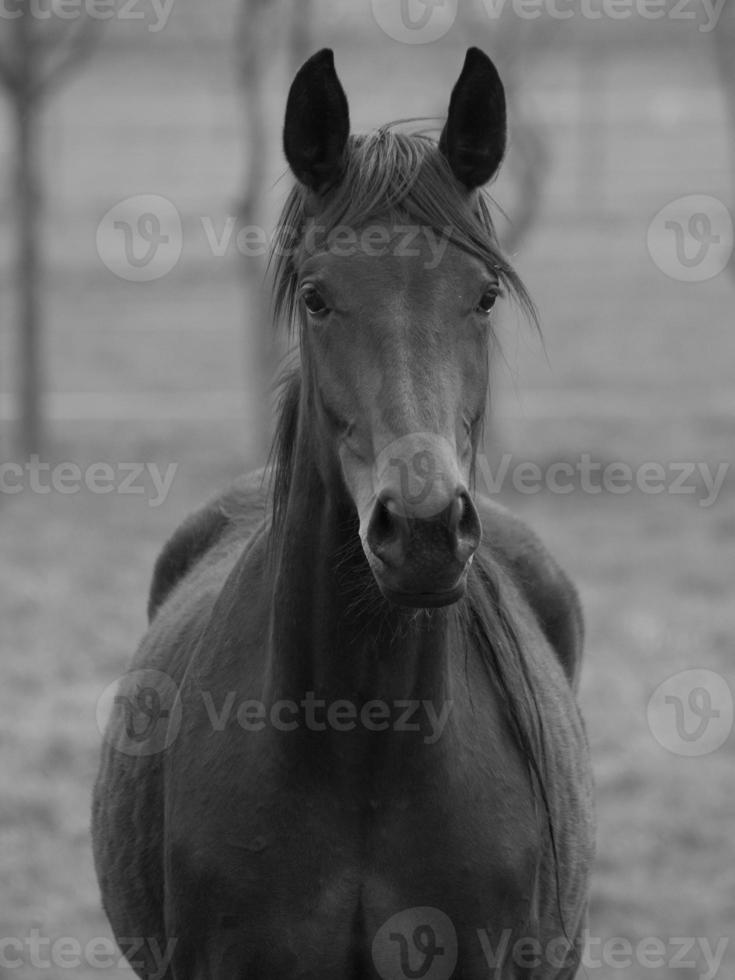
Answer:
263;439;453;710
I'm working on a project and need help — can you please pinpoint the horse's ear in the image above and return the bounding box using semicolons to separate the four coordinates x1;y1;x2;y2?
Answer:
440;47;506;191
283;48;350;193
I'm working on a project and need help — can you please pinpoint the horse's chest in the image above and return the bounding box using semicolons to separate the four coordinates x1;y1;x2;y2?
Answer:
166;731;541;979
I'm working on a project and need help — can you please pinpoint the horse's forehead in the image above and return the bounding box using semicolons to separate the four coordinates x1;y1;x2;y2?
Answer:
298;229;486;295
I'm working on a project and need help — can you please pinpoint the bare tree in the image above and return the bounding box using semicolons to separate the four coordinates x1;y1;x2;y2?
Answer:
236;0;281;461
0;5;99;455
458;8;561;256
235;0;315;461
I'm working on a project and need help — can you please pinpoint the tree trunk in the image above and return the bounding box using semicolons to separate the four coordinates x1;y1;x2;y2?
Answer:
458;8;550;255
13;13;43;456
237;0;279;463
502;116;549;256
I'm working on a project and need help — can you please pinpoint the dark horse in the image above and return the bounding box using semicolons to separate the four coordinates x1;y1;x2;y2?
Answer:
93;48;595;979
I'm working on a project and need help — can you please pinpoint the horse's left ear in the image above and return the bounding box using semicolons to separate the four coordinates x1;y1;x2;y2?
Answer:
440;47;507;190
283;48;350;193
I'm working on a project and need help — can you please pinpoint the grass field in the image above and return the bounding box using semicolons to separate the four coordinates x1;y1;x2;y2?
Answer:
0;7;733;979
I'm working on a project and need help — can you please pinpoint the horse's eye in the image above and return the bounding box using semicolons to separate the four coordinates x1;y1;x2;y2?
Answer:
476;288;499;315
302;287;329;317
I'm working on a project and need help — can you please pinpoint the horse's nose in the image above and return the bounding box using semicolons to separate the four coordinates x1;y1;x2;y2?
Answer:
366;488;481;571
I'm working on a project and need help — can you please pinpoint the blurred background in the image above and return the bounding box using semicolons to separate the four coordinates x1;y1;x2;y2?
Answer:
0;0;733;977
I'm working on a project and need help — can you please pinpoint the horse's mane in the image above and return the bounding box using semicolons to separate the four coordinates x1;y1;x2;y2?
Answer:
263;128;573;949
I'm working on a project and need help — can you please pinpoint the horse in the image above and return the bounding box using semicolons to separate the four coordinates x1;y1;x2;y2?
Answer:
92;47;595;979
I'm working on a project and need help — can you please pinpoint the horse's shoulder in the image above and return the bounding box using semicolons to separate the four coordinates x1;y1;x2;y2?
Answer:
147;469;269;621
475;494;584;690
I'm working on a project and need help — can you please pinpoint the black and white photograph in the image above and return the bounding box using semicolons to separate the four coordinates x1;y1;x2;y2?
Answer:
0;0;733;977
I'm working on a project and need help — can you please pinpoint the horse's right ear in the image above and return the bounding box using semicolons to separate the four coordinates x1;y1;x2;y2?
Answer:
283;49;350;194
440;48;507;190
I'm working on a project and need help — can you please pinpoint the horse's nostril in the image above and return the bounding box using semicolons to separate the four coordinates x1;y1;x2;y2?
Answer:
446;493;464;535
367;495;407;570
368;489;480;574
452;491;481;563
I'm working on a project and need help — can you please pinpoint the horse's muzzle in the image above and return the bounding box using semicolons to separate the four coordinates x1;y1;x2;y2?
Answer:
365;489;481;608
